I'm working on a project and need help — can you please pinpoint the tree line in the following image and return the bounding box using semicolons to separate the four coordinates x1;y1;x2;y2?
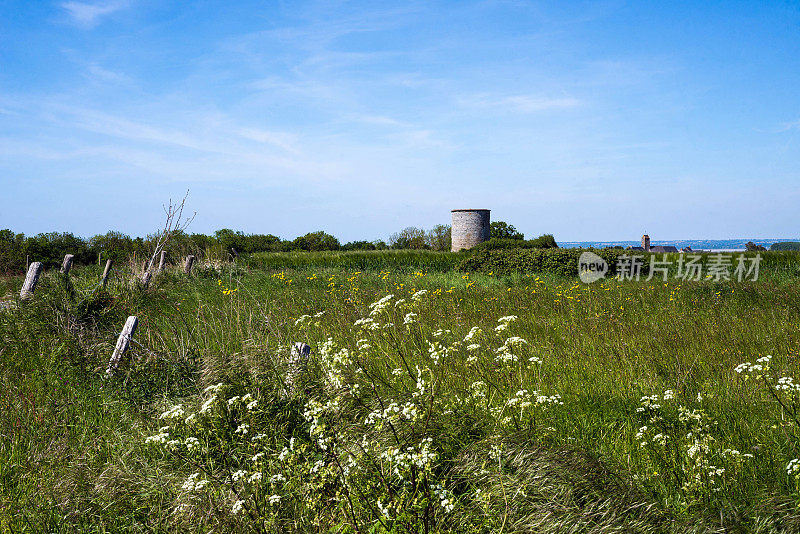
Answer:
0;221;552;274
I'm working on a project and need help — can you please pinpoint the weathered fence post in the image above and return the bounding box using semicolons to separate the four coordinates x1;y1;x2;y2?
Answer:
20;262;43;300
184;255;195;274
141;271;152;289
60;254;74;275
157;250;167;273
107;316;138;376
101;259;113;287
286;342;311;394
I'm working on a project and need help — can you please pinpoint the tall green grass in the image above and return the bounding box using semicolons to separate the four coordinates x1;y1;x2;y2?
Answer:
1;258;800;531
246;249;463;272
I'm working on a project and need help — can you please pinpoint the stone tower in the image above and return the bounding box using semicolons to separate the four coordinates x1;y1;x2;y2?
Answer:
642;234;650;252
451;209;491;251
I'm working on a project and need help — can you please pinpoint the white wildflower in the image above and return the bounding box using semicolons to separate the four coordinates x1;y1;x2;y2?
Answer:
159;404;185;420
411;289;428;301
464;326;482;342
203;383;223;394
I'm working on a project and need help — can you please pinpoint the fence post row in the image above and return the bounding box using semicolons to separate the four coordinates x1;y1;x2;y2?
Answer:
107;316;138;377
20;262;43;300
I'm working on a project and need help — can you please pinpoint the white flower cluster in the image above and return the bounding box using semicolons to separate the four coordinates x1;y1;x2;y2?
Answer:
303;398;341;451
411;289;428;301
354;317;380;330
464;326;482;342
160;404;185;420
534;392;563;406
734;355;772;378
776;376;800;393
380;437;437;481
428;341;448;364
431;482;456;513
364;401;419;426
403;312;418;325
368;294;395;316
321;338;354;390
787;458;800;479
199;395;217;415
495;336;528;363
494;315;517;333
413;366;428;398
506;389;532;410
182;473;209;492
145;427;170;444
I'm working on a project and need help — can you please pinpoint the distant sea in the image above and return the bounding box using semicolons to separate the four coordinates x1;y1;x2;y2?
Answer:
559;239;797;252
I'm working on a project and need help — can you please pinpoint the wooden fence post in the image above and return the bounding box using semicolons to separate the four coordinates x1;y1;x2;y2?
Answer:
141;271;152;289
157;250;167;273
107;316;138;376
184;255;195;274
20;262;43;300
60;254;75;275
101;259;113;287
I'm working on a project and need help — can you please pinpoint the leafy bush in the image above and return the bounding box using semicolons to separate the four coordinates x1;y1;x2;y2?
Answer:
291;231;341;252
472;234;558;252
88;231;145;264
489;221;524;240
0;229;26;274
529;233;558;248
341;240;377;251
24;232;93;270
770;242;800;251
460;247;629;277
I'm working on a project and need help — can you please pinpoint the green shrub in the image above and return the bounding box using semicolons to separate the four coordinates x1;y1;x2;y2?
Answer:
472;234;558;251
489;221;524;240
770;242;800;251
460;247;628;277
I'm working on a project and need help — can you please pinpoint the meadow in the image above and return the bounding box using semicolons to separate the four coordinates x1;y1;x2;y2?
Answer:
1;250;800;532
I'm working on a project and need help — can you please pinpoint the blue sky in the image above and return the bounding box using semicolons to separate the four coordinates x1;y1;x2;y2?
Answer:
1;1;799;242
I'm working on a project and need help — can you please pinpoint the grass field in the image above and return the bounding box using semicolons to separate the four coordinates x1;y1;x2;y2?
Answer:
2;251;800;532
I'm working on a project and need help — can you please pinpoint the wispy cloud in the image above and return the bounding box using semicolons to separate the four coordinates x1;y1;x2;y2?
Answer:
60;0;130;28
459;93;582;113
777;118;800;132
85;63;133;85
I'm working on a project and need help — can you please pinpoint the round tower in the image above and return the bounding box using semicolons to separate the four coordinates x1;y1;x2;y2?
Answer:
451;209;491;251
